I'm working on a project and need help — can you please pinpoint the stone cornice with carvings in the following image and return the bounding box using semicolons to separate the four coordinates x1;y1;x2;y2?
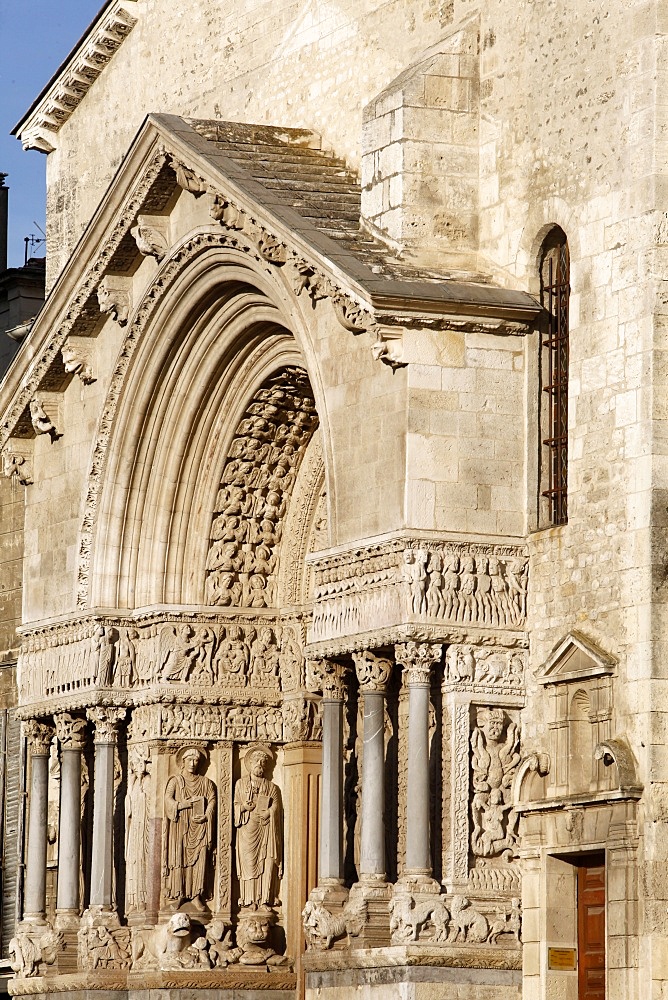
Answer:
13;2;139;153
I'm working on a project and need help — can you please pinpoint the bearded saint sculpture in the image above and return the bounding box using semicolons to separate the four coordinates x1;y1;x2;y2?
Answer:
233;744;283;908
163;746;216;910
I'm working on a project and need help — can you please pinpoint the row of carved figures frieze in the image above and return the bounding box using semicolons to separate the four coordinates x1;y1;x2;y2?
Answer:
19;620;305;701
303;893;521;951
127;698;321;744
310;544;528;640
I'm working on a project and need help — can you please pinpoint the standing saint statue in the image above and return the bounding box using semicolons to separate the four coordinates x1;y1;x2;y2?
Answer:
163;746;216;911
125;748;150;913
234;745;283;908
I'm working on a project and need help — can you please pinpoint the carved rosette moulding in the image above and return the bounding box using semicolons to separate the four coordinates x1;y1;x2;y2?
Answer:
54;713;87;751
352;650;393;693
87;706;126;743
23;719;54;756
395;641;442;686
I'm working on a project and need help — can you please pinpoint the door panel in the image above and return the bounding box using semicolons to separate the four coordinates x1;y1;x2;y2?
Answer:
578;861;605;1000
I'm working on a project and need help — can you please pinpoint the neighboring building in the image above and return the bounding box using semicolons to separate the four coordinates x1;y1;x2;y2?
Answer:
0;1;661;999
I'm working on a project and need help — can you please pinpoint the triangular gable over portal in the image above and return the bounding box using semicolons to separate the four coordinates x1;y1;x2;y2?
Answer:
536;630;617;686
0;113;540;455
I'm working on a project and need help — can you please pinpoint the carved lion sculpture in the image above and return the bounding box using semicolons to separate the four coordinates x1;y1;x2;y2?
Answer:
9;926;62;978
389;894;450;943
147;912;194;970
449;896;489;944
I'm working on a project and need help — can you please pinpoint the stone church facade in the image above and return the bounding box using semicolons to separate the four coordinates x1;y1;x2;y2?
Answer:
0;0;662;998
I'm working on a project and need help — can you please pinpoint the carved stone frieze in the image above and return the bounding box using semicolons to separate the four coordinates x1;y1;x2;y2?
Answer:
444;644;525;695
309;538;528;644
78;910;131;971
9;923;62;978
18;616;305;707
395;641;442;686
282;695;321;742
352;650;393;693
205;366;318;610
302;898;367;950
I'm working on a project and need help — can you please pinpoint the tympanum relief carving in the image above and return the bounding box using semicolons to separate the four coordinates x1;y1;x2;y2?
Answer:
205;366;318;609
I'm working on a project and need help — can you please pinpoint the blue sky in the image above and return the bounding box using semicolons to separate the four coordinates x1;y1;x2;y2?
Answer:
1;0;102;268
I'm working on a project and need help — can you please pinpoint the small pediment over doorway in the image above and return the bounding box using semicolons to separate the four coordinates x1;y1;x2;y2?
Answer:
536;630;617;686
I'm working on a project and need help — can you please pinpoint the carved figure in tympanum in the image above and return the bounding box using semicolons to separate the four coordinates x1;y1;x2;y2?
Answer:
125;747;151;914
234;744;283;908
163;746;216;911
470;708;520;860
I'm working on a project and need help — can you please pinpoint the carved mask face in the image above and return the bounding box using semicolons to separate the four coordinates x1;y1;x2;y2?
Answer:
486;719;504;740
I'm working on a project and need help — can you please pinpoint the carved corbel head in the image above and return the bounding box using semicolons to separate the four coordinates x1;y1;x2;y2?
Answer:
97;275;133;326
61;336;95;384
2;440;34;485
131;214;169;261
370;324;406;369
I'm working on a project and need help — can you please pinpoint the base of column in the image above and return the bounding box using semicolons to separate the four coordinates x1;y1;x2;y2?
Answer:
346;880;391;948
50;919;79;975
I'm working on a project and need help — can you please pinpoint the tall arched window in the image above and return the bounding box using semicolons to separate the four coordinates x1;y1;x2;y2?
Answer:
540;227;570;526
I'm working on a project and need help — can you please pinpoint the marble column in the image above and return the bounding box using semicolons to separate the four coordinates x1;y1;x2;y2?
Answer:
319;661;347;884
54;714;87;925
395;642;442;880
23;720;54;923
352;650;393;883
86;707;125;910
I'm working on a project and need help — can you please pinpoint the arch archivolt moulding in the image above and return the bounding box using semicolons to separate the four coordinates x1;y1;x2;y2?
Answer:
81;228;334;610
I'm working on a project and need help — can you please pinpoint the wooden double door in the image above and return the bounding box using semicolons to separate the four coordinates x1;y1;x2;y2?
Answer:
577;856;606;1000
